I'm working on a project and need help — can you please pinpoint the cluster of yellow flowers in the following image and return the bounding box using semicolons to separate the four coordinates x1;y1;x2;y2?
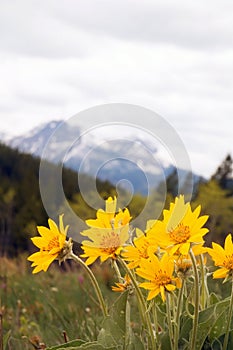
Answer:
28;195;233;302
27;195;233;350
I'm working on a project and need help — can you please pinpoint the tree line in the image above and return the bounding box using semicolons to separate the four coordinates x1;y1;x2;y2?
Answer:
0;142;232;256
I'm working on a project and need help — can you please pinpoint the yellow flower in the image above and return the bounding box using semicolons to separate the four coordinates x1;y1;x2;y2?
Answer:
136;253;180;301
147;195;209;256
85;196;131;229
27;215;71;274
207;234;233;279
122;228;158;269
111;274;131;292
81;197;131;265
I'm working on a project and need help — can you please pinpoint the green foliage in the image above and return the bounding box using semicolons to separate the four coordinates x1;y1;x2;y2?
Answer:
192;180;233;246
178;298;232;349
46;291;144;350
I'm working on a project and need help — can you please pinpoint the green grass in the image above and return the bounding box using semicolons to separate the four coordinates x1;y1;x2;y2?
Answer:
0;256;116;350
1;256;231;350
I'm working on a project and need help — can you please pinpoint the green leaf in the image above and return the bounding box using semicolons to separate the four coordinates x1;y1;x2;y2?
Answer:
159;332;172;350
97;292;129;348
97;291;145;349
3;330;11;350
180;313;193;343
79;341;115;349
46;339;86;350
179;297;230;349
127;332;145;350
209;298;231;344
208;292;221;306
47;340;116;350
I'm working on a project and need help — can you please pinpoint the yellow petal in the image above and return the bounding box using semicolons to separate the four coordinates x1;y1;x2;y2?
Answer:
147;288;160;300
224;234;233;255
213;268;228;279
166;284;176;292
105;196;117;213
48;218;60;235
166;195;189;232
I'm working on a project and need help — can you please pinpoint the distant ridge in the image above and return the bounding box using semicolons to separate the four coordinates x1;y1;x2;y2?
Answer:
6;119;199;195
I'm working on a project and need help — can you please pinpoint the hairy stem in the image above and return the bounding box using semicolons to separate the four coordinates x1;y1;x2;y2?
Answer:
166;292;174;350
118;257;157;350
69;252;108;317
174;279;185;350
223;277;233;350
189;248;200;350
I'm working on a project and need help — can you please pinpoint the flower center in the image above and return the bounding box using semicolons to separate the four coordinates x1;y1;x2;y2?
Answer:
223;255;233;270
47;236;60;251
154;270;171;286
169;223;190;243
100;231;121;255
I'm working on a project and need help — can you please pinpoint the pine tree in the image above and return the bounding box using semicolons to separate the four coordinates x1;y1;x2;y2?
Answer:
211;154;233;190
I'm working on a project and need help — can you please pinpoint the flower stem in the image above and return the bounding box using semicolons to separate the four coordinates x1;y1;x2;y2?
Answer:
166;292;174;350
118;257;157;350
113;260;122;282
174;279;185;350
189;248;200;350
69;252;108;317
152;300;159;342
223;277;233;350
200;254;209;309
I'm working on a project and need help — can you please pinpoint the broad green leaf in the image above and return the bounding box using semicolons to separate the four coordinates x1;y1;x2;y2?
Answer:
209;298;231;344
180;297;230;349
208;292;221;306
97;292;129;348
127;332;145;350
159;332;172;350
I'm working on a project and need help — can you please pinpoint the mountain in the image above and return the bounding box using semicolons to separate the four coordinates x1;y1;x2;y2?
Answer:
7;120;195;195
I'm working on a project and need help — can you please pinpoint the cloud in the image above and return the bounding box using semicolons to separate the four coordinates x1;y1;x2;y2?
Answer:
45;0;233;51
1;0;233;60
0;0;233;177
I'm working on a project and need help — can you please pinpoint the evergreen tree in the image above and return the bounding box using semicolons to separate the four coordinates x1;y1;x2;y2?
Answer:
211;154;233;190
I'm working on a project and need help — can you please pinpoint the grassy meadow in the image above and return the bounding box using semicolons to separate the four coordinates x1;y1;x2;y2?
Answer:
0;256;123;350
1;254;232;350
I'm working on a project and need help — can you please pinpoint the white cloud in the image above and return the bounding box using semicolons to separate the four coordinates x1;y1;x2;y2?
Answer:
0;0;233;177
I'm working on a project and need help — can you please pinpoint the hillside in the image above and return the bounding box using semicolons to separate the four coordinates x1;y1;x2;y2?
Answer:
0;143;117;256
1;142;233;257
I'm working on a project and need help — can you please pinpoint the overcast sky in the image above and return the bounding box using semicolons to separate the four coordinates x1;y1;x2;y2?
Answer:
0;0;233;178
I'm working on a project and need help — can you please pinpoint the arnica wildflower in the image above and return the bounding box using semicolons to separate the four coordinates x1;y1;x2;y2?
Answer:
28;215;71;274
147;195;209;256
207;233;233;279
111;274;131;292
174;254;193;278
136;253;181;301
81;197;131;265
122;228;158;269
